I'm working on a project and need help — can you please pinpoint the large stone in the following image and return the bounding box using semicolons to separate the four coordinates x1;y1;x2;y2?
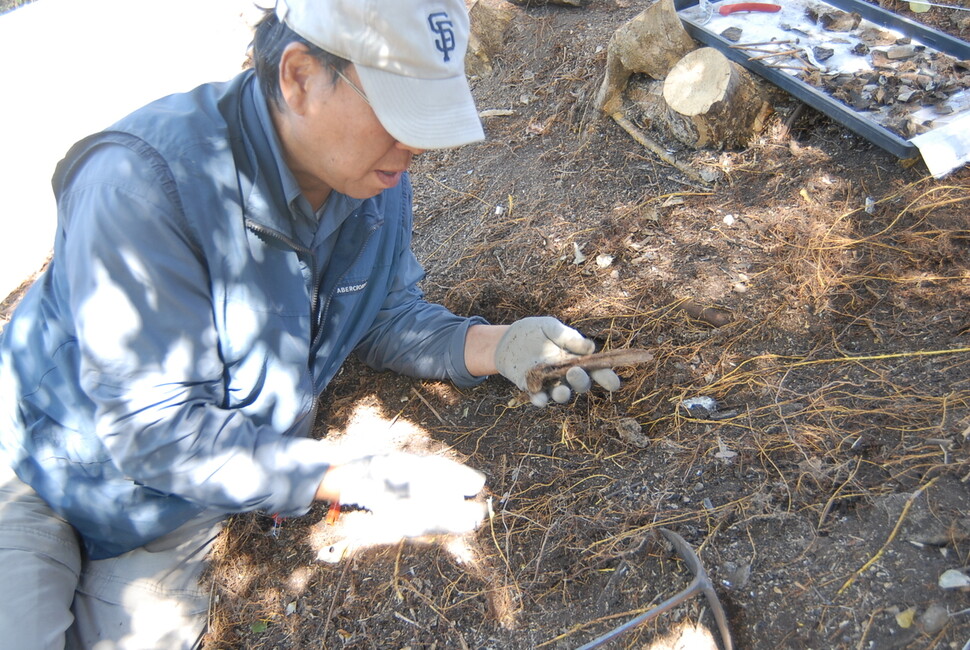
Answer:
595;0;697;115
466;0;517;78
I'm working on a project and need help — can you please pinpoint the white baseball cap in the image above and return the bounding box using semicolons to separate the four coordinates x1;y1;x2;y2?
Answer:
275;0;485;149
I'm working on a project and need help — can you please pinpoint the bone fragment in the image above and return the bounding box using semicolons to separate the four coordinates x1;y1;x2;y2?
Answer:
525;348;655;394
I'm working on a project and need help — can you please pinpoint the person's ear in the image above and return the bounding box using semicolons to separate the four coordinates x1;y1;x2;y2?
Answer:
278;42;318;115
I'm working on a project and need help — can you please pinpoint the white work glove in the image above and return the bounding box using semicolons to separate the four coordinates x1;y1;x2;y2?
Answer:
494;316;621;407
335;453;487;538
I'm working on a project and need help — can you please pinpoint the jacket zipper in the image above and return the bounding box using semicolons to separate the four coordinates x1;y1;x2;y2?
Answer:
243;218;322;338
243;218;322;424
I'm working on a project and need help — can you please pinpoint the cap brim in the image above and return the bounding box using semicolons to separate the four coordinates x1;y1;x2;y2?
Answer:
356;65;485;150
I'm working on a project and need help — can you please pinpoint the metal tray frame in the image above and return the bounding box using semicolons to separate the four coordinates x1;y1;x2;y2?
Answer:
673;0;970;158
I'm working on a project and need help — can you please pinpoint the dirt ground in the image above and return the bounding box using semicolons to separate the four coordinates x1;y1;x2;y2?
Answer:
193;2;970;648
2;0;968;648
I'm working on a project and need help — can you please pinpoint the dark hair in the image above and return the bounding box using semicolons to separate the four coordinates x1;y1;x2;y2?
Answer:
251;7;350;108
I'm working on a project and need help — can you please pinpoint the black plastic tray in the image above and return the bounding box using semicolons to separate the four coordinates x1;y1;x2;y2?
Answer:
674;0;970;158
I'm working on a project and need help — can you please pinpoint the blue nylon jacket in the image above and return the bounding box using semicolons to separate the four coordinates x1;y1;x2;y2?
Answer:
0;70;485;559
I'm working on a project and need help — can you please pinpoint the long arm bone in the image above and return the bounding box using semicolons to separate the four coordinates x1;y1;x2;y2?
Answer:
525;348;655;394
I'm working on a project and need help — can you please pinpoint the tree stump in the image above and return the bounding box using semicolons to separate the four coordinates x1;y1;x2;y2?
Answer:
595;0;697;115
662;47;772;149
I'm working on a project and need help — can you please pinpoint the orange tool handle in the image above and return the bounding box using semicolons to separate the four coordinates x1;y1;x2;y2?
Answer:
718;3;781;14
326;500;341;525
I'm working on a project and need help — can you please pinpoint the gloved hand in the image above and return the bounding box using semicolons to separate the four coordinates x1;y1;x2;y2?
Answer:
494;316;621;407
333;453;487;538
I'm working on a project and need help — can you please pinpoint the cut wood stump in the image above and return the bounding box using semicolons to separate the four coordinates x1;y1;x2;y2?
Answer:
595;0;697;115
662;47;772;149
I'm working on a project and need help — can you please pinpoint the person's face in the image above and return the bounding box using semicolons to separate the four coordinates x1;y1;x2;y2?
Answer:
273;44;425;209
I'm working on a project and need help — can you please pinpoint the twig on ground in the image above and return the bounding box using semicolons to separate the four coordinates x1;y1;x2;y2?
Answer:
318;553;354;642
836;476;940;595
817;460;861;530
410;385;449;425
662;297;734;328
610;113;711;186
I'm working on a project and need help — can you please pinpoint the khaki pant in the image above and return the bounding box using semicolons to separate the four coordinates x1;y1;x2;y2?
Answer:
0;464;224;650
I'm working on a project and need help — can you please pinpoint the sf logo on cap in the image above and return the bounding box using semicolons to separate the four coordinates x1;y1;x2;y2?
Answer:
427;12;455;62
